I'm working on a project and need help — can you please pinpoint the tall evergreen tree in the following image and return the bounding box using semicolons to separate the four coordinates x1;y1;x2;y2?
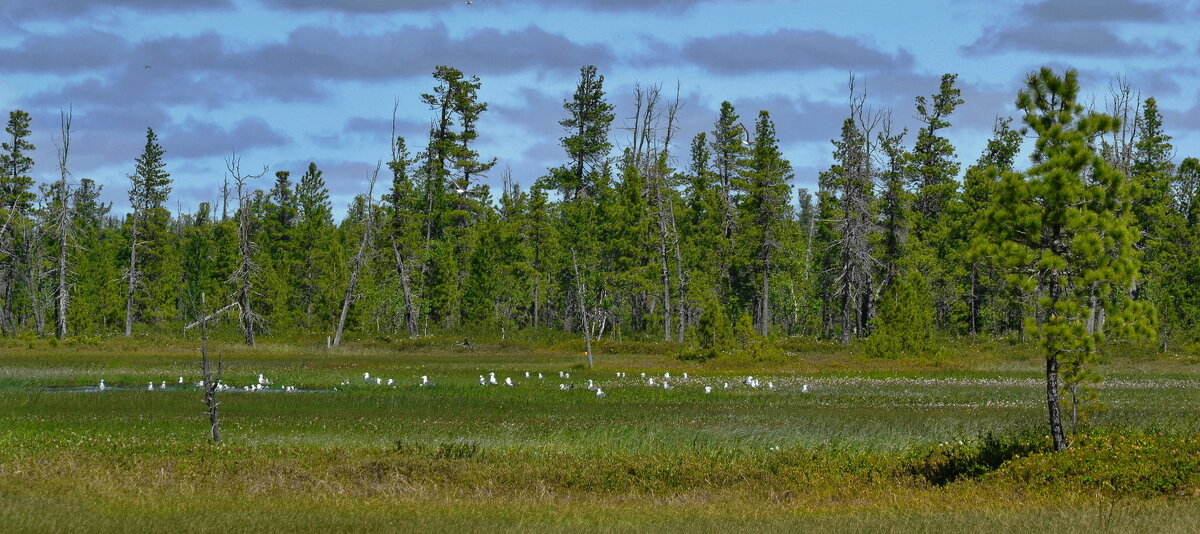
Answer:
735;111;792;336
124;128;172;335
972;68;1152;450
0;110;35;334
556;65;614;200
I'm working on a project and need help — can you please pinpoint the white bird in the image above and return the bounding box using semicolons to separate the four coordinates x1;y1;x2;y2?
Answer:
802;384;809;393
178;377;184;384
525;372;530;378
375;378;382;385
99;379;106;391
505;377;514;387
640;372;646;378
387;378;394;386
455;187;467;195
479;375;486;386
587;379;596;391
160;381;166;389
724;382;732;390
559;383;569;390
537;373;543;379
662;382;673;391
559;371;565;378
489;372;498;386
421;376;430;386
148;382;154;391
664;372;671;379
683;372;689;380
705;386;712;394
564;372;570;379
596;388;606;398
768;382;776;390
257;374;266;385
648;377;656;386
363;372;371;382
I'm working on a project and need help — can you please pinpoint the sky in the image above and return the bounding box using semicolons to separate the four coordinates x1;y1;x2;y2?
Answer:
3;0;1199;216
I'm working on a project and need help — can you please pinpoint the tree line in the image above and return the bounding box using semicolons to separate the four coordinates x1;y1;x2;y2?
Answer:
0;66;1196;362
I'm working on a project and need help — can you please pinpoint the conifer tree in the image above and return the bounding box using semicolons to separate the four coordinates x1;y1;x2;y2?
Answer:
866;269;935;359
972;68;1152;450
0;110;35;334
735;111;792;336
124;128;171;336
556;65;614;200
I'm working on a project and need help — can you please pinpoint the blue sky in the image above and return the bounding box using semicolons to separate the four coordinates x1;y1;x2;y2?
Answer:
3;0;1199;215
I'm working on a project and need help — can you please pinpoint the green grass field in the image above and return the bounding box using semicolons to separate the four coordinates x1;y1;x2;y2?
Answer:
2;336;1199;532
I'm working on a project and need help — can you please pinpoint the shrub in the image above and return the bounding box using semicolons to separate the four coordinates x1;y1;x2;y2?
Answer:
990;432;1200;497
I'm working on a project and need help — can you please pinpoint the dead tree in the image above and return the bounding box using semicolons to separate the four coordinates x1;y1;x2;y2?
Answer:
572;247;594;368
388;109;421;338
333;165;379;347
226;155;268;346
832;76;882;345
123;192;143;337
52;109;75;340
190;293;229;443
630;83;690;342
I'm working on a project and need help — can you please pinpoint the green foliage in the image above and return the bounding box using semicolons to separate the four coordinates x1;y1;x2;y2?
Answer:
972;67;1154;448
993;432;1200;497
866;269;936;359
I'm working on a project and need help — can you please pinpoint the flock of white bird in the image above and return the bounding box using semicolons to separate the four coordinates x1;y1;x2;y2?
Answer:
94;370;812;398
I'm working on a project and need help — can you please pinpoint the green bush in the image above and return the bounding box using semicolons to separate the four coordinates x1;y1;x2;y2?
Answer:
991;432;1200;497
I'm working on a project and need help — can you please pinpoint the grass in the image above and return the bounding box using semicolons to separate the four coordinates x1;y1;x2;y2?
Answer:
1;334;1199;532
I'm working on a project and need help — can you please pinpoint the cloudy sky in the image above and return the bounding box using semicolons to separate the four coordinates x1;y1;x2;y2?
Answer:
3;0;1199;215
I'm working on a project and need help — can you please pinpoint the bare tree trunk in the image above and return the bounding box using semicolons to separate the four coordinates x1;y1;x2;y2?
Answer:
334;167;378;347
54;109;73;340
572;248;593;368
226;156;267;346
390;238;419;337
198;293;223;443
1046;268;1067;451
124;215;138;337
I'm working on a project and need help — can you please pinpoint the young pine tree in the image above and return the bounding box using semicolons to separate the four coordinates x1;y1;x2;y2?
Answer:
972;68;1153;451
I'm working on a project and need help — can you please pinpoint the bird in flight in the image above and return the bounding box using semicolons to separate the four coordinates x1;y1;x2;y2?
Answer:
144;65;152;69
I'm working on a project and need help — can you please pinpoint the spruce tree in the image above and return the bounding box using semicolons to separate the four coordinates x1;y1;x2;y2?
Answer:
0;110;35;335
557;65;614;200
735;111;792;336
124;128;172;335
866;269;935;359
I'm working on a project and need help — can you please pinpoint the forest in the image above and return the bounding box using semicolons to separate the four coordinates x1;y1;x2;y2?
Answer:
0;64;1196;357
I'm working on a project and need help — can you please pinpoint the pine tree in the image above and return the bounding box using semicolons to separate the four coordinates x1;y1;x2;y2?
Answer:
972;68;1153;450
